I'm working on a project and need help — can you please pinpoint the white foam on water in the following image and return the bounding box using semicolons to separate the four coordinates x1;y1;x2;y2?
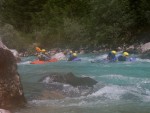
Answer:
29;99;62;107
97;74;150;102
28;84;150;108
80;57;94;61
99;74;140;84
18;61;31;65
100;74;127;79
100;74;150;88
89;85;127;100
95;54;107;60
100;74;150;84
27;72;150;108
136;58;150;63
42;76;52;83
29;97;87;108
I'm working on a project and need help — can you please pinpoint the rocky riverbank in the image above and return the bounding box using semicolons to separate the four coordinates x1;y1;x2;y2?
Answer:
0;48;26;112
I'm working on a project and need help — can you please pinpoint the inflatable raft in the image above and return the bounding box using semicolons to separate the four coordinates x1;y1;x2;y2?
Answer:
91;57;136;63
30;58;58;64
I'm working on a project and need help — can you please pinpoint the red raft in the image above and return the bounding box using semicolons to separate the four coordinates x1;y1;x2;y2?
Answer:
30;58;58;64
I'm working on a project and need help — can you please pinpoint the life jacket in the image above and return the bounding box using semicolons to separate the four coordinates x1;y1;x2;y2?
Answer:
107;52;117;62
117;55;127;61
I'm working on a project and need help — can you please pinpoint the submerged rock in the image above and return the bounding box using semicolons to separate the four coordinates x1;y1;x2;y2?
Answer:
38;73;98;99
39;72;97;87
0;48;26;109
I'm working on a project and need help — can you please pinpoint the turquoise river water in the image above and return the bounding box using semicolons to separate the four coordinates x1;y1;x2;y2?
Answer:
17;53;150;113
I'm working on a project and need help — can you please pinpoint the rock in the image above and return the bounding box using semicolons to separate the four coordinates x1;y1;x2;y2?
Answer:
37;73;98;99
0;48;26;109
126;48;139;54
9;49;21;62
140;50;150;59
141;42;150;53
0;38;21;62
39;72;97;87
126;45;141;54
0;38;8;49
139;42;150;59
0;109;11;113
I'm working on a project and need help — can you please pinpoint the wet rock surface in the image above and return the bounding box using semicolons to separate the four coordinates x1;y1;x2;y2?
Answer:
36;72;98;99
0;48;26;109
39;72;97;87
0;39;21;62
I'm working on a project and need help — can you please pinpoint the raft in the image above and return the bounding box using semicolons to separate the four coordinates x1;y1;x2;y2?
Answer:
30;58;58;64
72;58;81;61
91;57;136;63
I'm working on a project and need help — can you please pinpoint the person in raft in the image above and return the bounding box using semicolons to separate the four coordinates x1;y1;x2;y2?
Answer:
68;52;78;61
117;52;129;61
68;51;73;60
107;50;117;62
38;49;51;61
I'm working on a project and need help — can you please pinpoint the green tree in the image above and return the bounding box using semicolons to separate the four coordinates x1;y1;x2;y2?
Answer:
0;0;46;32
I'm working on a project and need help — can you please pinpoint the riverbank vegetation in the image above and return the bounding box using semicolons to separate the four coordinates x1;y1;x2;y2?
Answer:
0;0;150;52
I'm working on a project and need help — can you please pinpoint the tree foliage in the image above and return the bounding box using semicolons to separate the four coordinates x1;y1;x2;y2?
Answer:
0;0;150;51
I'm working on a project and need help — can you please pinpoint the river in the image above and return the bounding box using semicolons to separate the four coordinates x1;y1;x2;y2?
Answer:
17;53;150;113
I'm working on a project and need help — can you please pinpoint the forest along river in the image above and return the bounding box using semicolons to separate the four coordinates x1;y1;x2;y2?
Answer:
17;54;150;113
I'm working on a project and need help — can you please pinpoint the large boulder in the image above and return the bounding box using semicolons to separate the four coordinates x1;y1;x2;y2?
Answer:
0;39;8;49
139;42;150;59
126;45;141;54
37;73;98;99
0;48;26;109
140;50;150;59
0;39;21;62
9;49;21;62
39;72;97;87
141;42;150;53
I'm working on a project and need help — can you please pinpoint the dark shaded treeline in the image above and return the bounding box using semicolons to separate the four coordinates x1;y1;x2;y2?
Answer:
0;0;150;51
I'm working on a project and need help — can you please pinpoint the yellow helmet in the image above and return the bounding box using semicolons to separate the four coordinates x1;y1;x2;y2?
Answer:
73;53;77;56
123;52;129;56
111;50;116;55
41;49;46;52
